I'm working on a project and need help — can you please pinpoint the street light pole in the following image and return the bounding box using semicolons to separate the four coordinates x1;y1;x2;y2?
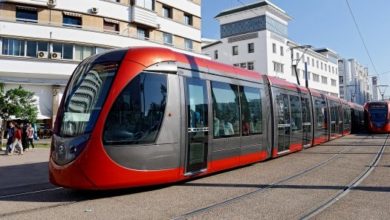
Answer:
368;72;390;101
377;85;389;101
289;44;312;87
290;49;300;86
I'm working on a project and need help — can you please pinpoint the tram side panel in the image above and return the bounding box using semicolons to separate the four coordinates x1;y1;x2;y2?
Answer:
180;68;271;174
262;79;274;160
351;105;365;133
301;91;314;148
337;101;344;136
237;81;270;165
270;86;304;157
342;103;352;135
327;98;342;139
103;72;182;171
311;94;329;145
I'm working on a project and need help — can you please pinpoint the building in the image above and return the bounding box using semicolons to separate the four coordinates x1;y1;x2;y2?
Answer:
202;0;339;97
371;76;380;101
0;0;203;129
338;58;372;104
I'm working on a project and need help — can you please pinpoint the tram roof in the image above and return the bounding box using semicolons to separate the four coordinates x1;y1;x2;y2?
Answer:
266;75;310;93
122;47;264;82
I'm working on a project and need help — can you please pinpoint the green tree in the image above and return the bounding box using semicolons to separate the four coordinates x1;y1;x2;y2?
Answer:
5;85;38;122
0;84;38;148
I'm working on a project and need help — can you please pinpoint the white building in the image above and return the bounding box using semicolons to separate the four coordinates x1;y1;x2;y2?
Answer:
202;0;339;97
338;58;372;104
0;0;203;129
371;76;380;101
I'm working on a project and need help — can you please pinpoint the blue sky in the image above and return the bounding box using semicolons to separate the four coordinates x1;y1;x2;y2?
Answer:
202;0;390;96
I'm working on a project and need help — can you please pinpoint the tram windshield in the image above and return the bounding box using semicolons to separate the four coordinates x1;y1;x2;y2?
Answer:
368;103;388;123
59;61;119;137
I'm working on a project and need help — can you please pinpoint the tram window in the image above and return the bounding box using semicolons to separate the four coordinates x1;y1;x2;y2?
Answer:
241;86;262;135
103;72;167;145
276;93;290;125
330;101;338;123
290;95;302;131
301;97;311;123
338;105;343;123
60;62;119;137
212;82;240;138
314;99;326;129
344;107;351;125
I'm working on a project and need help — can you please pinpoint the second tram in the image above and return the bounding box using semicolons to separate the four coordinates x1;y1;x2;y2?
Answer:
364;101;390;133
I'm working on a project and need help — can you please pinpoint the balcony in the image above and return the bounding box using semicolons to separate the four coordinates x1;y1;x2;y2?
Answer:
130;5;158;28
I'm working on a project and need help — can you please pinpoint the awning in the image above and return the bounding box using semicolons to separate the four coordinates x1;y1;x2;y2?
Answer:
104;18;120;24
16;5;37;11
63;11;82;17
8;115;50;120
37;114;51;120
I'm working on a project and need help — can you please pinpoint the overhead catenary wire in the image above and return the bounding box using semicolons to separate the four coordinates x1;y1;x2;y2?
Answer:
345;0;379;76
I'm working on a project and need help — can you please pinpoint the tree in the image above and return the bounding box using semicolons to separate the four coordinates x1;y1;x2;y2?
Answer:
0;84;38;148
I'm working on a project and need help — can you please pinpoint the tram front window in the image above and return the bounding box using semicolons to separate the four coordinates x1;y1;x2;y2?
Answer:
60;62;119;137
103;72;167;145
369;106;387;123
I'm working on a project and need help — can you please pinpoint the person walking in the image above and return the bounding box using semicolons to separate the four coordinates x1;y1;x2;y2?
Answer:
27;123;35;150
10;123;23;155
6;121;15;155
21;123;28;151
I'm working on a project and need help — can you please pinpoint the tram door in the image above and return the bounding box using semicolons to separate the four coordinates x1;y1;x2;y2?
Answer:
276;93;291;152
185;78;209;174
289;95;303;148
329;101;338;137
301;96;312;147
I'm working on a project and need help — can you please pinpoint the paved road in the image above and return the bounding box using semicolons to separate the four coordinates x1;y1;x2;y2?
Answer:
0;134;389;219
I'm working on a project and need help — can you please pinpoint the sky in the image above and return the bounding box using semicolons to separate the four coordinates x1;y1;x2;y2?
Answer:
201;0;390;97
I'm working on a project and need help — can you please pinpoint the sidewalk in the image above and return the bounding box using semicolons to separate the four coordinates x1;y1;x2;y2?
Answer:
0;138;51;151
0;147;50;190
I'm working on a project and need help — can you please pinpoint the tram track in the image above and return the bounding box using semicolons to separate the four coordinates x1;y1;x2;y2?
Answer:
173;135;374;220
0;185;78;218
0;135;384;219
0;185;63;200
299;134;389;219
0;200;79;219
0;182;60;198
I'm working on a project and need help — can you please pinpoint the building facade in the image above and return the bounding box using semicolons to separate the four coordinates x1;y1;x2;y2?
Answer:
202;1;339;97
0;0;203;129
338;58;372;104
371;76;380;101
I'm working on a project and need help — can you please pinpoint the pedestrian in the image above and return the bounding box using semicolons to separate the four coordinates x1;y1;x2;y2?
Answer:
9;123;23;155
21;122;28;151
27;123;35;150
6;121;15;155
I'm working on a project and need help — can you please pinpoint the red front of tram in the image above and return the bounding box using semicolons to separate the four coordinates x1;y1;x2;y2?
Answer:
364;101;390;133
49;48;188;189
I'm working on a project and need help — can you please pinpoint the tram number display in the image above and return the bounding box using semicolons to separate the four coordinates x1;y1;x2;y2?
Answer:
369;104;386;110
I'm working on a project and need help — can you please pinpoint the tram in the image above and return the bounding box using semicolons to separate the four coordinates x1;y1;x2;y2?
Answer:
49;47;363;189
364;101;390;133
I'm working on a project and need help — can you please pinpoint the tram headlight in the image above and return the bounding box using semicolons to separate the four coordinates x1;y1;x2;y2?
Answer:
51;134;89;166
